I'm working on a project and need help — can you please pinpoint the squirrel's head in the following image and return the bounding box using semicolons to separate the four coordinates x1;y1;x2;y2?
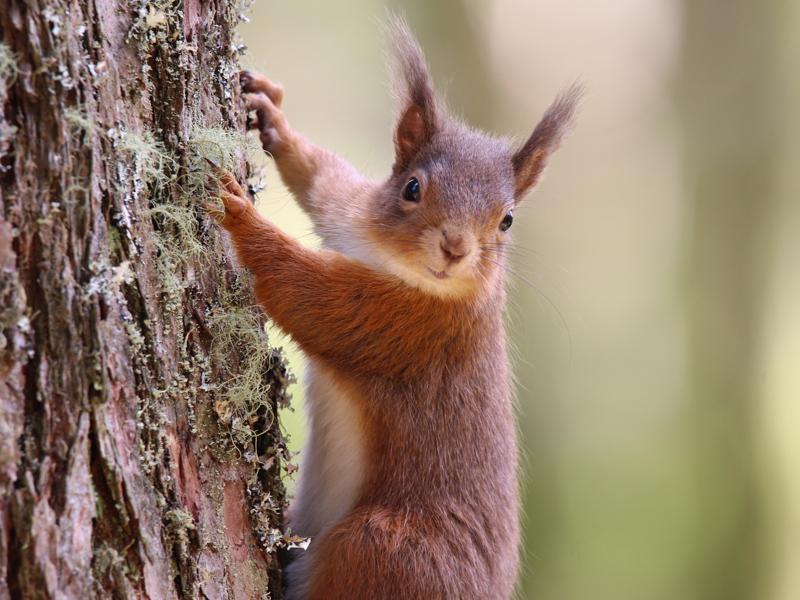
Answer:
367;19;580;299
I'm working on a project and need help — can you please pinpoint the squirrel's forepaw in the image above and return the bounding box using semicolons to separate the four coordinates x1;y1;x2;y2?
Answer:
240;70;287;155
240;70;284;107
204;165;253;227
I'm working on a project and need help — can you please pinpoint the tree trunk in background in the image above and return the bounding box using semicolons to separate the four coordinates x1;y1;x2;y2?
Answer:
759;3;800;599
678;1;779;598
0;1;289;598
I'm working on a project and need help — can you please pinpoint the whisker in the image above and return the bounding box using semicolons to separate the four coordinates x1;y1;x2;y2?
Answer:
481;255;573;359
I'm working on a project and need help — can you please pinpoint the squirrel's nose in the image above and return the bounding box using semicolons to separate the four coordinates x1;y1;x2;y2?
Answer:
440;231;467;264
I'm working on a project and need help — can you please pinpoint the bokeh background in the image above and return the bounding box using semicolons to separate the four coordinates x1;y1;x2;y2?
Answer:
240;2;800;599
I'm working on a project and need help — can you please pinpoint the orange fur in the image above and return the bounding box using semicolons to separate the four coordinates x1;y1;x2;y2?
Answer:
215;19;578;600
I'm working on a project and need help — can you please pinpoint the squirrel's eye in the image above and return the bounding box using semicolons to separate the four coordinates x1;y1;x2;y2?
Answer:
403;177;421;202
499;212;514;232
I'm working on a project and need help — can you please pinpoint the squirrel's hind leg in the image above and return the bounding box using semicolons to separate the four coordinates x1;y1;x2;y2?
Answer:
304;508;461;600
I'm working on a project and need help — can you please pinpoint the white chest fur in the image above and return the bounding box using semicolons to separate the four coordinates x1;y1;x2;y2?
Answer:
288;362;366;538
283;217;373;600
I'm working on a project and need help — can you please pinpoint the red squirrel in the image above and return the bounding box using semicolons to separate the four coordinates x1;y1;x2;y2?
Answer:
211;19;578;600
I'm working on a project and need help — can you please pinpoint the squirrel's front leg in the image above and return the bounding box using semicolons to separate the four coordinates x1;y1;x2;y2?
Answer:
240;70;367;231
211;169;448;380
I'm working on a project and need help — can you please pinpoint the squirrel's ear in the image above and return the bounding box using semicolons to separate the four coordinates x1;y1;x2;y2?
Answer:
512;84;582;201
389;18;439;172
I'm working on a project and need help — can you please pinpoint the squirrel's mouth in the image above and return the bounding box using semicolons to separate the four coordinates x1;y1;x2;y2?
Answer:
426;267;449;280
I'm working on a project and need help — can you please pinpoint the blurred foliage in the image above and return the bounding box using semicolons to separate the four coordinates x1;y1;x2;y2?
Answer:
240;1;800;598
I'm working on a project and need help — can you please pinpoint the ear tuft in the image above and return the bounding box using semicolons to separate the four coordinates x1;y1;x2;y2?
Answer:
512;82;583;200
387;16;439;172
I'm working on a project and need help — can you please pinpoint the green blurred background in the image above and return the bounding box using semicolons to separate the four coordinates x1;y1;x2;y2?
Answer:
240;2;800;598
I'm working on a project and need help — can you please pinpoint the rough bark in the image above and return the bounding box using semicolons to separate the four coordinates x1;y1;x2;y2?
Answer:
0;1;290;598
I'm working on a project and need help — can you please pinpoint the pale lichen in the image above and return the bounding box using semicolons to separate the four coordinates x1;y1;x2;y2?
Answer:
0;43;18;80
207;305;274;435
117;129;178;194
164;506;196;555
185;125;265;204
64;107;99;135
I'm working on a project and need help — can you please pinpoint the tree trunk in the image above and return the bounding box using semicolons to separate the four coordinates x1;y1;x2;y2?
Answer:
678;0;779;598
0;1;290;598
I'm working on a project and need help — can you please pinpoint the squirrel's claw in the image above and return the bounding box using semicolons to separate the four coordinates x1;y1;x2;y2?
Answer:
204;191;250;226
216;168;247;198
240;70;284;107
239;69;288;156
243;92;285;153
204;166;252;225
